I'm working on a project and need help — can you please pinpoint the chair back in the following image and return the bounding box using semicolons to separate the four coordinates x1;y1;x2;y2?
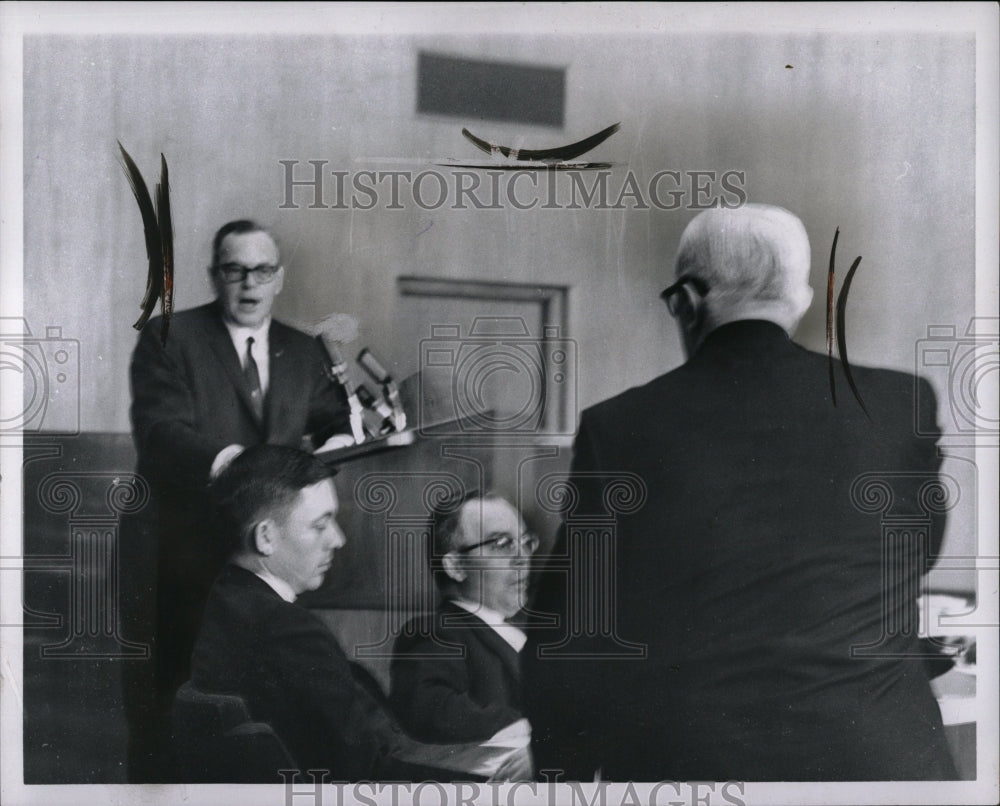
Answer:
171;681;297;782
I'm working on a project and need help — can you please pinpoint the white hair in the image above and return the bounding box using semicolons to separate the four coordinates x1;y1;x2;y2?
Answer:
674;204;813;331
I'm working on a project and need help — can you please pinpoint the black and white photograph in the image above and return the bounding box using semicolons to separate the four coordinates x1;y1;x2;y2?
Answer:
0;3;997;805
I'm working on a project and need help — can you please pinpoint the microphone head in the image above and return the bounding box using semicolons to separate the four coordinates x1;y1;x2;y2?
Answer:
314;312;359;345
357;347;392;384
317;333;346;366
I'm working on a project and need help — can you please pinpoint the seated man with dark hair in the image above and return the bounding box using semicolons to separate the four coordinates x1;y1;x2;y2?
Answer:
187;445;517;781
390;492;535;768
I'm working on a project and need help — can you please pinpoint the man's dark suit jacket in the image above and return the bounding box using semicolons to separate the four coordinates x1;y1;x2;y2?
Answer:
523;319;956;781
126;302;348;773
390;600;525;743
191;565;462;780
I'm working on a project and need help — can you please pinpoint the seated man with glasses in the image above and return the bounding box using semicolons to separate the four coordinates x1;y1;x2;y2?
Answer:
390;492;536;777
126;219;351;781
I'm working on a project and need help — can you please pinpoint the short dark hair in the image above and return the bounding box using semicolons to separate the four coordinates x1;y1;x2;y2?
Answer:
210;219;272;269
429;489;504;592
211;444;334;556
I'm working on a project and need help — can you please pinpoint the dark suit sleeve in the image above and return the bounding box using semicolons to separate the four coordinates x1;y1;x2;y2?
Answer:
913;375;947;561
129;317;227;488
390;636;522;743
269;608;475;781
522;412;605;780
267;606;405;780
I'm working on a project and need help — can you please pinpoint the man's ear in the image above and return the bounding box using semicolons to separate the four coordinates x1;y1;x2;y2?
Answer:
252;520;276;556
675;283;701;323
441;552;467;583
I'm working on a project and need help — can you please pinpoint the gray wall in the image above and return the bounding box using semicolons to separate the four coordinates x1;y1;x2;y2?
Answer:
22;31;978;586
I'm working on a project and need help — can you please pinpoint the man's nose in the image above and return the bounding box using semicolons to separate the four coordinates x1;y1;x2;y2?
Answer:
509;551;531;568
241;270;259;288
327;521;346;550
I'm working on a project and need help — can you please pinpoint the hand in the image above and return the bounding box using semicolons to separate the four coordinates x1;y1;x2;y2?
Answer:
488;746;534;782
210;444;244;480
314;433;356;453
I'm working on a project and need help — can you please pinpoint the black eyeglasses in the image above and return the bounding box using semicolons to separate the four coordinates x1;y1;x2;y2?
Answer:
660;276;709;316
454;531;540;556
215;263;281;284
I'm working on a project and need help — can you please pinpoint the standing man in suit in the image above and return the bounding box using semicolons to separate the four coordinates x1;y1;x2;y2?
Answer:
523;204;957;781
125;219;350;780
390;493;535;749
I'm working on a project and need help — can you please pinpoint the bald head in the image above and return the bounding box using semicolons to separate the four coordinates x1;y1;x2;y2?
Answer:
672;204;814;349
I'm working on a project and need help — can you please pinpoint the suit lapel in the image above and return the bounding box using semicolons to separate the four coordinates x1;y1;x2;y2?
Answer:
204;305;266;433
442;601;522;685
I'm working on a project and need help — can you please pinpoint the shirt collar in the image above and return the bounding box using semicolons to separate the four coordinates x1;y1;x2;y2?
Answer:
450;598;526;653
224;316;271;350
253;567;297;603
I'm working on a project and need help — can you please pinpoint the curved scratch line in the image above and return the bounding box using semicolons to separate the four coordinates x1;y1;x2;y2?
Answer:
827;227;839;406
118;142;163;331
156;154;174;344
836;255;870;420
461;122;621;163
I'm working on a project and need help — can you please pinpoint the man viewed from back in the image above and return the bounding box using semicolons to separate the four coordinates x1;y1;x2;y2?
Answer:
523;203;957;781
126;220;350;779
390;493;536;750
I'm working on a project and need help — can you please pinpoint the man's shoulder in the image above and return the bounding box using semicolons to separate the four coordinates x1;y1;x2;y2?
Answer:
793;343;930;400
393;601;480;656
581;367;681;424
135;302;220;345
205;564;280;611
270;317;321;351
205;567;341;648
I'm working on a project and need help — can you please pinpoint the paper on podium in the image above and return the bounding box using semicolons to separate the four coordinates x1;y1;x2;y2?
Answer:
396;718;532;779
315;433;356;452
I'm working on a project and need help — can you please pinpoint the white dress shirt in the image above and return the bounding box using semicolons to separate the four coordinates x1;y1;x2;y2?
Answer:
450;598;526;653
252;567;297;603
224;317;272;396
210;317;272;480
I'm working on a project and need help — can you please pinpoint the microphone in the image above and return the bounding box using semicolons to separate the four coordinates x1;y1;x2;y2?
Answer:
356;384;394;437
315;314;366;445
357;347;407;431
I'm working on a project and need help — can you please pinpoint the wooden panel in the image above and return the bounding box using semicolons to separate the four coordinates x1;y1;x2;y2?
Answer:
396;276;573;436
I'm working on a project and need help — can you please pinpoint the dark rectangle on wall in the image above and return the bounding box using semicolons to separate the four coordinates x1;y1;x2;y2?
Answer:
417;51;564;126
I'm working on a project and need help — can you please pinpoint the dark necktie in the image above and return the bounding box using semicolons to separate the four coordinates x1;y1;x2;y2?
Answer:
244;336;264;421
